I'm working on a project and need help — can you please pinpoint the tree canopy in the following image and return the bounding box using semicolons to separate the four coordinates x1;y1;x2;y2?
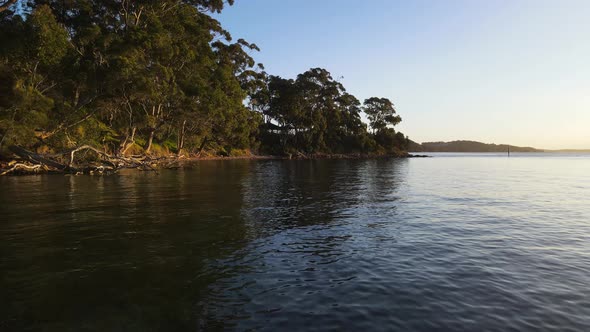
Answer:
0;0;409;158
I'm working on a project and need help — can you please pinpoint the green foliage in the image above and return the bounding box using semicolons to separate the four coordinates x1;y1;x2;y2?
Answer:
257;68;407;155
0;1;409;156
363;97;401;133
29;5;69;67
374;128;409;152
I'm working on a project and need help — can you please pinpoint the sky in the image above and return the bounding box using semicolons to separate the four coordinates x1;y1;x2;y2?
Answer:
215;0;590;149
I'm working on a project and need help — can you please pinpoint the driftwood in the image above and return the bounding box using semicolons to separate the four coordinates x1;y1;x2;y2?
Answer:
1;145;161;176
65;145;159;172
0;163;45;176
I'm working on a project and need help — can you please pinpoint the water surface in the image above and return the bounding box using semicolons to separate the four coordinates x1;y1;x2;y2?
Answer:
1;153;590;331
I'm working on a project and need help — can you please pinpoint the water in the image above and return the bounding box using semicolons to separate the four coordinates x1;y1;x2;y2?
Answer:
1;153;590;331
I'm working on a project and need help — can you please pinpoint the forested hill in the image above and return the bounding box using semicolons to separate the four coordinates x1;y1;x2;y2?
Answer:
0;0;409;160
409;140;541;152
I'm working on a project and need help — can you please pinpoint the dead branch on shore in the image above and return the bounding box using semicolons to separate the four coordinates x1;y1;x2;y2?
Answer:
1;145;162;176
0;163;45;176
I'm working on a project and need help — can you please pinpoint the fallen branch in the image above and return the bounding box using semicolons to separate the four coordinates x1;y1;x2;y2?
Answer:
0;163;44;176
3;145;159;176
66;145;115;168
65;145;158;172
9;145;70;170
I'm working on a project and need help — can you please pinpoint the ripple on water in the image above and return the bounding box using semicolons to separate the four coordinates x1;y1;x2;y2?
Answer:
1;156;590;331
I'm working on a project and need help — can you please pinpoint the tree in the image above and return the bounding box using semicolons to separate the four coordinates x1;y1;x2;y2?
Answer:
0;0;263;156
0;5;71;149
259;68;381;154
363;97;401;134
1;1;411;159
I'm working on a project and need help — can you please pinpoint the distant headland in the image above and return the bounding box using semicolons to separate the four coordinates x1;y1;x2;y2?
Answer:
409;140;541;153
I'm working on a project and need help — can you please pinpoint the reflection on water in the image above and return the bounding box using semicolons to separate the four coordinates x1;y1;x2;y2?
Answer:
1;156;590;331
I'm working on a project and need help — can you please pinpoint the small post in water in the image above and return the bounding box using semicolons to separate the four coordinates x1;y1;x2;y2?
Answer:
508;145;510;157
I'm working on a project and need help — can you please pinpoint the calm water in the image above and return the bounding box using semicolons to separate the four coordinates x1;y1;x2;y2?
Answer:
1;153;590;331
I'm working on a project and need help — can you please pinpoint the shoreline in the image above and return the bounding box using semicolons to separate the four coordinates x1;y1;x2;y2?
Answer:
185;151;417;161
0;149;430;176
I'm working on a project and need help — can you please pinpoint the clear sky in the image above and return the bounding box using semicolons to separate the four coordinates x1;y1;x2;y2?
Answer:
215;0;590;149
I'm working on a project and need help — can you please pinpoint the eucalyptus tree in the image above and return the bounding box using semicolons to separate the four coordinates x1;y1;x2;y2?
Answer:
363;97;401;134
260;68;380;154
0;5;72;149
1;1;411;157
1;0;263;155
362;97;408;151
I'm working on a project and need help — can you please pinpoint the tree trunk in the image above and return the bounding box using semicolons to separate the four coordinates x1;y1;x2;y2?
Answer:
197;137;209;157
177;120;186;156
145;129;155;153
120;127;136;155
9;145;68;170
0;130;6;150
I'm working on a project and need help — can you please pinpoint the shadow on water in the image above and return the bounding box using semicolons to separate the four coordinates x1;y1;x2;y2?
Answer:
1;161;253;330
0;158;407;331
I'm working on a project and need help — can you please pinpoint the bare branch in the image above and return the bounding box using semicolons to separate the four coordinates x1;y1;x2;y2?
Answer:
1;163;44;176
0;0;17;13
